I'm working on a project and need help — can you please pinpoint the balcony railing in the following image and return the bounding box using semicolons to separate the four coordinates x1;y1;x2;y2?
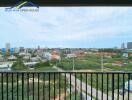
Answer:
0;72;131;100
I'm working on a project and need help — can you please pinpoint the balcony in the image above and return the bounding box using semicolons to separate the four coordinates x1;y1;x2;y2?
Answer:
0;72;131;100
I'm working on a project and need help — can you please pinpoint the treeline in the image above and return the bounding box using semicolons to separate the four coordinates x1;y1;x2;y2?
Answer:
98;48;122;53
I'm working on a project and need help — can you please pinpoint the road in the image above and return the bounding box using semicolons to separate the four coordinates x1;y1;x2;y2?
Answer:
53;66;112;100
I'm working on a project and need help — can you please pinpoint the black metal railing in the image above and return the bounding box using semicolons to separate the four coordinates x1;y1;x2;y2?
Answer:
0;72;131;100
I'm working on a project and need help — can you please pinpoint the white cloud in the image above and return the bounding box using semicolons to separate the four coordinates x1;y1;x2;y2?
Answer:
0;7;132;47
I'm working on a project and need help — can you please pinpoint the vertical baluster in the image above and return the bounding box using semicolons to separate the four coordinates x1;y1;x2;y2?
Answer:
75;73;77;100
123;74;125;100
17;73;19;100
80;73;82;100
27;73;29;100
1;73;3;100
117;74;119;100
70;73;71;100
43;73;45;100
7;73;8;100
107;74;109;100
38;73;40;100
49;73;50;100
91;73;92;100
12;73;14;100
96;74;98;100
33;73;34;100
65;73;66;100
112;74;114;100
102;74;103;100
128;73;130;100
22;73;24;100
59;73;61;100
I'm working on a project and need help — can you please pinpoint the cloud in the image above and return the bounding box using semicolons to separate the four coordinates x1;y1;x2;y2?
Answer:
0;7;132;47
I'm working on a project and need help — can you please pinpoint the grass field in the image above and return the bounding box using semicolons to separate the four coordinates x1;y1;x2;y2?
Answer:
0;73;70;100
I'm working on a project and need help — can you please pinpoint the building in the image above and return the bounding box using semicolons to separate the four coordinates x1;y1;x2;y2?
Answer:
66;54;77;58
5;43;10;52
1;48;6;56
19;52;31;57
14;48;20;53
20;47;25;52
121;43;125;49
112;61;125;67
8;55;17;61
127;42;132;49
0;55;4;62
122;52;128;58
30;56;41;62
43;52;52;60
52;55;61;60
38;45;40;50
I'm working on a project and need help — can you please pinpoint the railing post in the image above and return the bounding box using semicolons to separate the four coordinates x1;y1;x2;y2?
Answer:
22;73;24;100
112;73;114;100
38;73;40;100
27;73;29;100
17;73;19;100
33;73;34;100
1;73;3;100
117;73;119;100
75;73;77;100
128;73;130;100
91;73;92;100
102;73;103;100
86;73;87;100
70;73;71;100
6;73;8;100
65;73;66;100
96;73;98;100
123;74;125;100
49;73;50;100
43;73;45;100
12;73;14;100
54;73;56;100
0;71;131;100
107;73;108;100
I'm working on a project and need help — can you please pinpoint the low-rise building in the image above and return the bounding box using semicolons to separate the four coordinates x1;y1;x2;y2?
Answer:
8;55;17;61
43;52;52;60
66;54;77;58
0;56;4;62
52;55;61;61
30;56;41;62
14;48;20;53
19;52;31;57
112;61;125;67
23;56;30;61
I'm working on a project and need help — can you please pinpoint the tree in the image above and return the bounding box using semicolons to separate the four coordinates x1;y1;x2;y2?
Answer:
34;61;52;69
12;57;27;70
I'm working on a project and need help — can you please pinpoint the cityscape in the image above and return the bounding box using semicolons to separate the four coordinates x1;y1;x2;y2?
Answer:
0;42;132;99
0;7;132;100
0;42;132;71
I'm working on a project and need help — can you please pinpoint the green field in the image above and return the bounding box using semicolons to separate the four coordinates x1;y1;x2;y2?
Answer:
57;54;132;72
0;73;70;100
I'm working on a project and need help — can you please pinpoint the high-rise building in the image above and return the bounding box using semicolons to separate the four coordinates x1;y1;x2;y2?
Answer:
20;47;24;52
38;45;40;50
5;43;10;51
127;42;132;49
121;43;125;49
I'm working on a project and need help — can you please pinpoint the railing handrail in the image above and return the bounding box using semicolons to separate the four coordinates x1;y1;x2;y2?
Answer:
0;71;132;74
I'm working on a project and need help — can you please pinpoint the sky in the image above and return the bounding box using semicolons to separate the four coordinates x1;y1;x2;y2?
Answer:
0;7;132;48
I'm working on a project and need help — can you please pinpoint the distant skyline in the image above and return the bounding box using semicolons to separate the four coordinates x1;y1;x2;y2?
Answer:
0;7;132;48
